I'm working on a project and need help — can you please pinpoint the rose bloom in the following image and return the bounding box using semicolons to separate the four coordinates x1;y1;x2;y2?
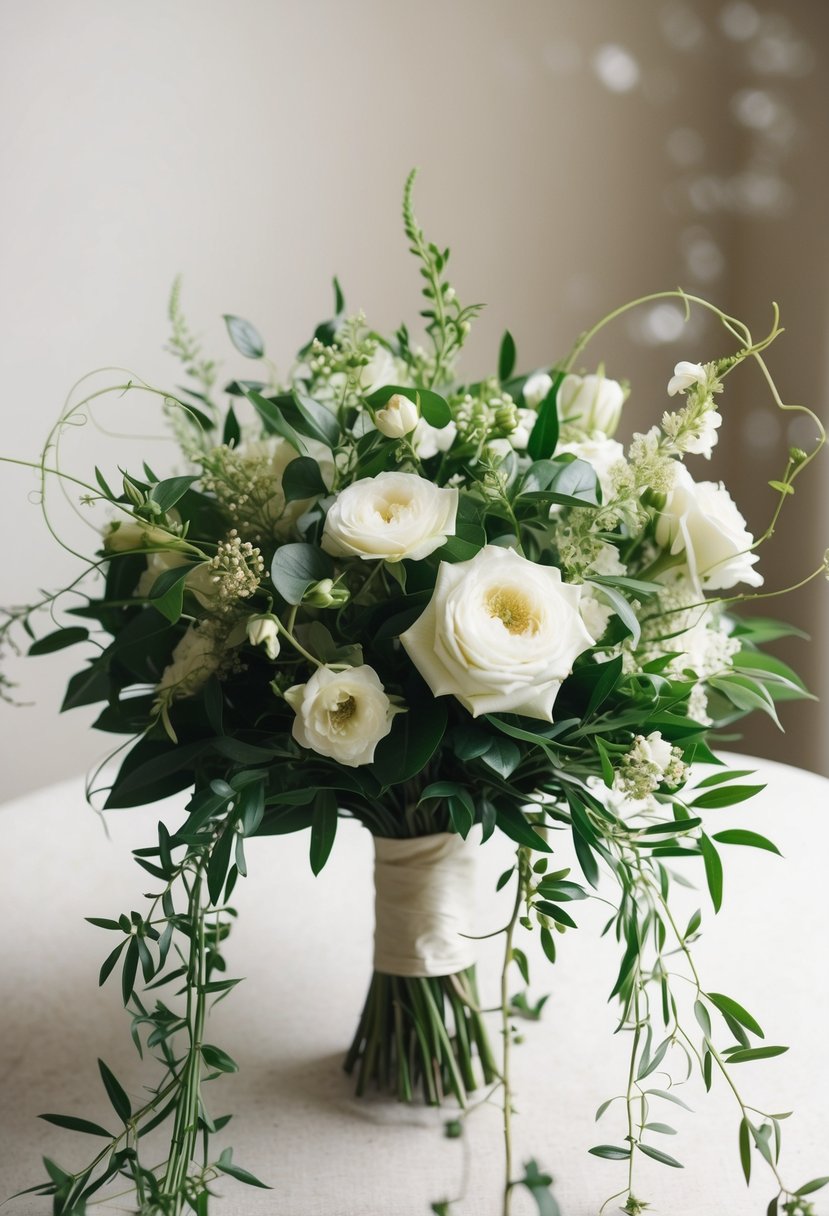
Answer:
655;463;763;592
558;372;625;436
400;545;594;719
322;471;458;562
285;664;397;767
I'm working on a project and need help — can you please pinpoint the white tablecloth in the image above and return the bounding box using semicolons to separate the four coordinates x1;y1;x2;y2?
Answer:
1;754;828;1215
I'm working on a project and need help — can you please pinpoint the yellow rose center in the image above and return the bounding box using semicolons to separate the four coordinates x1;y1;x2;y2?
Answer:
329;694;357;728
376;495;410;524
486;587;538;635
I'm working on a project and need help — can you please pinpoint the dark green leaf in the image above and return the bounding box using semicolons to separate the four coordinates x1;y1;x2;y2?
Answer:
282;456;328;503
699;833;723;912
310;792;338;875
224;314;264;359
207;820;236;905
121;938;139;1005
29;627;89;656
496;804;552;852
149;475;200;513
536;901;577;929
692;785;766;810
588;1145;630;1160
795;1178;829;1197
201;1044;239;1073
726;1046;788;1063
637;1143;683;1168
712;829;781;856
527;374;562;460
498;330;517;382
739;1116;752;1184
223;404;241;446
245;388;307;453
705;992;763;1040
98;1059;131;1123
271;542;333;605
39;1113;114;1138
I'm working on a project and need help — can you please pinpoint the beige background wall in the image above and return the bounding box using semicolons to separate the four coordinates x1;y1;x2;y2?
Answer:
2;0;827;799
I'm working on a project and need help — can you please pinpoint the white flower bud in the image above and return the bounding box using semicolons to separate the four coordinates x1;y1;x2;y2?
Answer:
246;614;281;660
375;393;420;439
668;361;707;397
522;371;554;409
304;578;350;608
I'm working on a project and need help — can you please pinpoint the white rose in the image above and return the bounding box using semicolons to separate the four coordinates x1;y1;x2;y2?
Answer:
246;614;281;660
156;622;222;701
400;545;594;720
375;393;419;439
360;345;399;394
654;463;763;591
558;372;625;436
668;360;707;397
412;416;457;459
556;437;625;501
285;664;397;767
522;371;554;409
322;471;458;563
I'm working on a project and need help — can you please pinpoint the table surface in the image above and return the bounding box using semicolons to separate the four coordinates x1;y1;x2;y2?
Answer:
1;753;828;1216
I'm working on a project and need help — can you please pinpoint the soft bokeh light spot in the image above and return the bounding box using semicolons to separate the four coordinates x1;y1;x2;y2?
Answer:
667;127;706;167
719;2;760;41
593;44;640;93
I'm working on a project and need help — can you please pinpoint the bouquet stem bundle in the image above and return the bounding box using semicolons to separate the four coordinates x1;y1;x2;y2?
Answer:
344;966;497;1105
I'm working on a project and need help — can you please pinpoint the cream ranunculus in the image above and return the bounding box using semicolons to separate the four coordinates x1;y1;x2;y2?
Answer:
375;393;419;438
558;372;625;436
285;664;397;767
322;471;458;563
654;463;763;591
400;545;594;719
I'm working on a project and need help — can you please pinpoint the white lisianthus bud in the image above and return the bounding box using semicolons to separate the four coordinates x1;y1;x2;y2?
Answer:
522;371;554;409
654;463;763;592
246;614;281;660
104;519;189;553
558;373;626;436
285;664;399;767
304;578;350;608
322;471;459;563
668;361;707;397
375;393;419;439
400;545;594;720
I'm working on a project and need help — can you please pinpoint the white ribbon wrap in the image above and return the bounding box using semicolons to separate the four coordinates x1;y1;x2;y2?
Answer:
373;832;478;978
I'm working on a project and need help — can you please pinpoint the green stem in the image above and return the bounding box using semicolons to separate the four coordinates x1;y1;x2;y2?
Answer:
501;862;523;1216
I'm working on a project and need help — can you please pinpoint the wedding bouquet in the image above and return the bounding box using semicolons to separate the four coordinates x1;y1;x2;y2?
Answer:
3;172;827;1216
